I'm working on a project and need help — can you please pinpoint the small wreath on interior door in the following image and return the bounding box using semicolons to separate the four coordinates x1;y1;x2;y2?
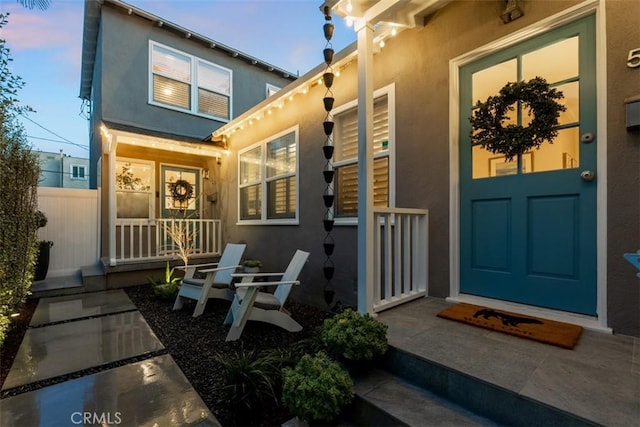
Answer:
169;179;194;203
469;77;566;162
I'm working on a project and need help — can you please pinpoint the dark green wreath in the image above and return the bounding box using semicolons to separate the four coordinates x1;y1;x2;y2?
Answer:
169;179;194;203
470;77;566;161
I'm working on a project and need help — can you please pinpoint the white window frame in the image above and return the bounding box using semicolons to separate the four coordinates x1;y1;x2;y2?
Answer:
332;83;396;225
266;83;281;98
237;125;299;225
149;41;233;121
70;164;87;180
115;157;156;220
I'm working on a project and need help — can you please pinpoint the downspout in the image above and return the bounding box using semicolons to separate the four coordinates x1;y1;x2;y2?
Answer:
356;20;375;315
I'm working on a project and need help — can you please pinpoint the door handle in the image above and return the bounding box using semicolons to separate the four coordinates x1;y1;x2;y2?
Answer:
580;170;595;181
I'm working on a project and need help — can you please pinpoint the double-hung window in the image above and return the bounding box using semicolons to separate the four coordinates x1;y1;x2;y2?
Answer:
333;84;394;220
238;127;298;224
150;41;232;121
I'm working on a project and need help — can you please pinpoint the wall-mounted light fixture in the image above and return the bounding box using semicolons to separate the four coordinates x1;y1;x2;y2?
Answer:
501;0;524;24
203;168;210;179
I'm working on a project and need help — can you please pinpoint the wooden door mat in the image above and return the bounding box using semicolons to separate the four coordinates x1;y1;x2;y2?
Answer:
437;303;583;349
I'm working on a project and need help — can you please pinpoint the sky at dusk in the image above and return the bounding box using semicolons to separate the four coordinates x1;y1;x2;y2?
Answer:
1;0;356;158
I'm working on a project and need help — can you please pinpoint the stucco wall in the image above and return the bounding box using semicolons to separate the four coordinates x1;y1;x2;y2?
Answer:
97;8;293;140
604;0;640;336
220;0;639;335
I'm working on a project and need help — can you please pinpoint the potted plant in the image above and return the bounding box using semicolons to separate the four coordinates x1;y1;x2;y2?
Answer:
34;210;53;281
282;351;353;425
320;308;388;374
147;262;181;299
243;259;262;273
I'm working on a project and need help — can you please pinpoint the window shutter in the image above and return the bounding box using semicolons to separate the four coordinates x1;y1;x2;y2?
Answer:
335;94;390;216
372;96;389;152
266;132;296;218
335;95;389;162
240;185;262;220
198;89;229;119
153;75;190;109
268;177;296;218
336;158;388;216
336;109;358;162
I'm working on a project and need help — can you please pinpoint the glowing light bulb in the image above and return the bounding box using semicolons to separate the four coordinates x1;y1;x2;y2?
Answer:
391;27;397;36
346;0;353;13
379;39;385;48
346;17;353;28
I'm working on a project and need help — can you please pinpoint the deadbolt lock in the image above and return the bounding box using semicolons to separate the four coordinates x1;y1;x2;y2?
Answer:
580;132;595;143
580;170;595;181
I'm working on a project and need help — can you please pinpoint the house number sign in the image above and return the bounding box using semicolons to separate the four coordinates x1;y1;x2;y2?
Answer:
628;48;640;68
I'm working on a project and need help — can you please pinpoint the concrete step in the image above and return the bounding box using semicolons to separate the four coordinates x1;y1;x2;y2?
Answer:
30;264;107;299
346;369;497;426
380;346;596;426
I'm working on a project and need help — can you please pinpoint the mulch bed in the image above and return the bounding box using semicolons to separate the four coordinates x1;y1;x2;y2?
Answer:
0;286;328;426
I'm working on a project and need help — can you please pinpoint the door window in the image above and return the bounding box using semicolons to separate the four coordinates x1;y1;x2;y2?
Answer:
162;166;199;217
471;36;581;179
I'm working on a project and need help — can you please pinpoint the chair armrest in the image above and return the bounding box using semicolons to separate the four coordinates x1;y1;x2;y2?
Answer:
175;262;219;271
232;272;285;279
198;265;241;274
234;280;300;288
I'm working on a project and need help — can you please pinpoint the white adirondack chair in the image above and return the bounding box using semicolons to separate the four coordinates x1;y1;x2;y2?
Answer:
172;243;246;317
224;249;310;341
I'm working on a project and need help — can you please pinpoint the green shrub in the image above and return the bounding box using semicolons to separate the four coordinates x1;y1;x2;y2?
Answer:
282;351;354;423
0;13;40;346
321;308;388;362
147;262;181;299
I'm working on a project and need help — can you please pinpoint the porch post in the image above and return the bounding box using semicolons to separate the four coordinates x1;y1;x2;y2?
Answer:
105;133;117;266
355;20;375;314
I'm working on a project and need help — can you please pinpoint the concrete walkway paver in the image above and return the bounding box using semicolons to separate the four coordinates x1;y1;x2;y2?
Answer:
29;290;136;326
1;354;219;427
0;290;220;426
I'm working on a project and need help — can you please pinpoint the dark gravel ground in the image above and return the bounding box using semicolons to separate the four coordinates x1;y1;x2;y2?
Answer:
0;286;329;426
126;284;329;426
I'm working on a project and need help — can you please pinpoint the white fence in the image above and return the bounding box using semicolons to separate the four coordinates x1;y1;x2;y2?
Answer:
372;207;429;312
37;187;100;277
113;218;222;263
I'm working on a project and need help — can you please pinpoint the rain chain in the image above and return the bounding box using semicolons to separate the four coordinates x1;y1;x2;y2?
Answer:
321;6;336;308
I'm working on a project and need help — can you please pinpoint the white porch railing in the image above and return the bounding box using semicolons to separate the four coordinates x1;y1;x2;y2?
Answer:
113;218;222;264
372;208;429;313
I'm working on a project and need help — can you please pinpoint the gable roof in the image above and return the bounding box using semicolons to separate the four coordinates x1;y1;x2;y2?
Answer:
79;0;297;100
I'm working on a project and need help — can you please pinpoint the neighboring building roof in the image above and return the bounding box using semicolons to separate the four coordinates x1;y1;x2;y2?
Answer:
79;0;298;100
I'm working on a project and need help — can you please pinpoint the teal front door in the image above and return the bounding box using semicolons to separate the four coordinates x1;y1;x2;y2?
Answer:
459;16;597;315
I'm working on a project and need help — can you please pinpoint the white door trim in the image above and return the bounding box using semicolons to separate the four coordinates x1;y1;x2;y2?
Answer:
448;0;609;331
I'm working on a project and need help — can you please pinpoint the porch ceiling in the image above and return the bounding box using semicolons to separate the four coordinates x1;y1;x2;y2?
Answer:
325;0;452;28
101;124;228;158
